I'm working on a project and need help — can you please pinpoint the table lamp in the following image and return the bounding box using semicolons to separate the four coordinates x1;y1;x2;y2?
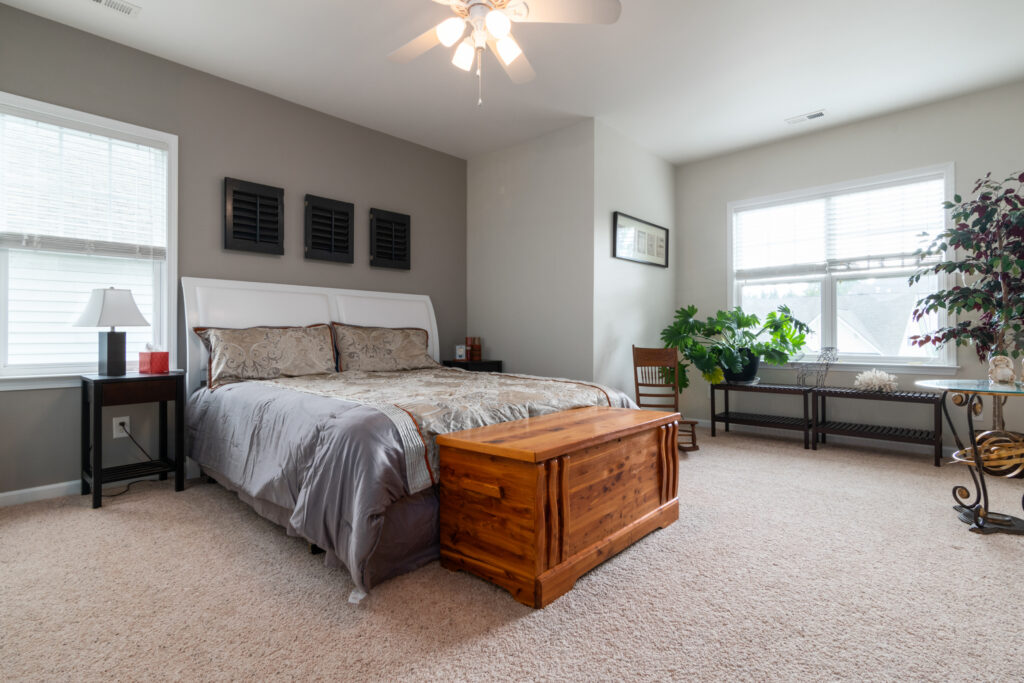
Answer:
74;287;150;376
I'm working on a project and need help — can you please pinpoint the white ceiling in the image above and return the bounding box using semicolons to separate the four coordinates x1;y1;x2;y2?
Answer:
7;0;1024;163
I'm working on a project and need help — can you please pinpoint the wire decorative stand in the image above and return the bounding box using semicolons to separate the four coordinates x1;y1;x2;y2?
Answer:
795;347;837;388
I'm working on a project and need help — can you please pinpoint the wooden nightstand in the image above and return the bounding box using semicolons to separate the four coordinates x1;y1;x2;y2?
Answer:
442;359;503;373
80;371;186;508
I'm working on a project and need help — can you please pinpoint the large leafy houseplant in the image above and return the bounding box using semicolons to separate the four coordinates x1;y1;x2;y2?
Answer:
660;305;810;387
909;171;1024;429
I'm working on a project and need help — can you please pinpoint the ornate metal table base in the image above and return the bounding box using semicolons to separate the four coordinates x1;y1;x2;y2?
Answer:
945;392;1024;535
953;505;1024;534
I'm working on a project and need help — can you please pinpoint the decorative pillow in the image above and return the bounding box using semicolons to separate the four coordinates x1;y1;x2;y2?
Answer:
194;324;336;389
332;323;437;372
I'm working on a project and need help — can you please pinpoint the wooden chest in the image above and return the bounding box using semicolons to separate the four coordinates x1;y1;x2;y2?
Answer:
436;406;680;608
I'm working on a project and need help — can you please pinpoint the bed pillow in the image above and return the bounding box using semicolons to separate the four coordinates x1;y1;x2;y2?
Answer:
332;323;437;372
194;324;336;389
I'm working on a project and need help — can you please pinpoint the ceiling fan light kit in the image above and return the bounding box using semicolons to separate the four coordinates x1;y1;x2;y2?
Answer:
436;16;467;47
452;36;476;71
390;0;622;103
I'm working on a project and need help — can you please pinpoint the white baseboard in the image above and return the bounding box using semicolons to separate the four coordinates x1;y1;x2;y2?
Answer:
0;480;79;507
1;457;201;508
692;418;956;458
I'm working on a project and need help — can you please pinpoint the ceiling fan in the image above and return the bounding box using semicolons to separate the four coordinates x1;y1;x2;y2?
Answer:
389;0;622;102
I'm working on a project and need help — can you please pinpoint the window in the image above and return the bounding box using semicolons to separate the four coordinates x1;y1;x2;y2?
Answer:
0;91;177;383
729;165;953;367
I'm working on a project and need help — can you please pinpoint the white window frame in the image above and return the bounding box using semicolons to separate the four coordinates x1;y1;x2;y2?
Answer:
726;163;957;374
0;91;178;391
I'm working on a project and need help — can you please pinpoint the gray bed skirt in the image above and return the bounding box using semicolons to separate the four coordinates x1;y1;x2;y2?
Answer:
200;463;440;590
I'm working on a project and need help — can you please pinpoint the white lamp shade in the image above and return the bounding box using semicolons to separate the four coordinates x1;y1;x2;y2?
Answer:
436;17;466;48
452;37;476;71
74;287;150;328
485;10;511;39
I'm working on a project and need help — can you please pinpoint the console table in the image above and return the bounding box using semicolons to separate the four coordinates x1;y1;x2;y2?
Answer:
711;382;943;462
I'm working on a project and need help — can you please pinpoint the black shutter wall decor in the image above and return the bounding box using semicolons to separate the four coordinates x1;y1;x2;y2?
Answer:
304;194;354;263
369;208;411;270
224;177;284;255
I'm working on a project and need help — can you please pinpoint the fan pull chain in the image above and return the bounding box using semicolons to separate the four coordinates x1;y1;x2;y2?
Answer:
476;47;484;106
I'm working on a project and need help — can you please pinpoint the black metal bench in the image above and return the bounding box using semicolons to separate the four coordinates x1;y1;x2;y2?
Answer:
710;383;944;465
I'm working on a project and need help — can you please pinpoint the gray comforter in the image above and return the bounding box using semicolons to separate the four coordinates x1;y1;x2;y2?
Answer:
186;367;633;594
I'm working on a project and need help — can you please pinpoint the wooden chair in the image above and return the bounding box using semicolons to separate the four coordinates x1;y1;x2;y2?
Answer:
632;345;699;451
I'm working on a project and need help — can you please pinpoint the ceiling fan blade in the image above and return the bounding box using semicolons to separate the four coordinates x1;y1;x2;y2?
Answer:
388;26;443;63
487;38;536;84
506;0;621;24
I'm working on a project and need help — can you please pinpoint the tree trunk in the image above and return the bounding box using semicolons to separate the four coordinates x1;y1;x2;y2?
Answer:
992;396;1007;431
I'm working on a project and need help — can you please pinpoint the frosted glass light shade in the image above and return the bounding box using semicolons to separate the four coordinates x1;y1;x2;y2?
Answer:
496;35;522;65
485;10;511;39
74;287;149;329
452;37;476;71
436;17;466;47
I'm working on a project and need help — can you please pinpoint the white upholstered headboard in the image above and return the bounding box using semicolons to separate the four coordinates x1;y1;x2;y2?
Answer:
180;277;440;394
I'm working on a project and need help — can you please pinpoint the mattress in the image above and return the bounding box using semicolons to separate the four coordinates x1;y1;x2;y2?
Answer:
186;366;634;594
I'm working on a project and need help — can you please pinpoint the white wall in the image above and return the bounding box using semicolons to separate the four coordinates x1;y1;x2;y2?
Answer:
593;122;676;397
675;79;1024;441
467;120;596;381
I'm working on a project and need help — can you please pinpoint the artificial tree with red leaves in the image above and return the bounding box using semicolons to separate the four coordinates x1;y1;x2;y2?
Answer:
909;171;1024;430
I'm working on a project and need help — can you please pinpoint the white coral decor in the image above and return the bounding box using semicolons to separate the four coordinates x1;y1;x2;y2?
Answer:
853;368;898;392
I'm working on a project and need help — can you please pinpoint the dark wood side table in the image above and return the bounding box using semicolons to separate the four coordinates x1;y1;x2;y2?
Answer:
80;371;186;508
442;359;503;373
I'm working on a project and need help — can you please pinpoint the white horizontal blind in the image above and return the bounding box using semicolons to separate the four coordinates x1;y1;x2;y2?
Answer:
827;177;945;264
734;174;945;280
733;199;825;273
0;104;169;375
0;113;167;256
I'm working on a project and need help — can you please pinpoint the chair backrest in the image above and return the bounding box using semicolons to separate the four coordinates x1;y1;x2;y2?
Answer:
632;345;679;411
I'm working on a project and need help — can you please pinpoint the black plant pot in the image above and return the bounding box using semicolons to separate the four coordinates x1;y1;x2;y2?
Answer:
722;349;760;383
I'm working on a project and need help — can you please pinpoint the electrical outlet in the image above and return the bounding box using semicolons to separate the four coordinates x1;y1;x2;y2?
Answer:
113;416;130;439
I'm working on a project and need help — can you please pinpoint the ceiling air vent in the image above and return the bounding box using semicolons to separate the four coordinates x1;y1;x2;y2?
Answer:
785;109;825;125
369;208;411;270
305;194;354;264
224;177;284;255
91;0;142;17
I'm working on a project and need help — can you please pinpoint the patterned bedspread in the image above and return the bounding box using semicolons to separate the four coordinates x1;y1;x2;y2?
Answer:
257;366;634;493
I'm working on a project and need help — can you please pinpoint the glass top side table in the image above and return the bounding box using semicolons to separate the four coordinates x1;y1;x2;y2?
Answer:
917;379;1024;535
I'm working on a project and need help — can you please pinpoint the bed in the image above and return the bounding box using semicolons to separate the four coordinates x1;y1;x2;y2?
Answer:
182;277;634;599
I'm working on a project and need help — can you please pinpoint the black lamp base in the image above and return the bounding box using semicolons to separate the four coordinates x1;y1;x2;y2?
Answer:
98;331;126;376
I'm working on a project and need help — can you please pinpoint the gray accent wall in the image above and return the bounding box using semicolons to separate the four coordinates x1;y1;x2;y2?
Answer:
0;6;467;494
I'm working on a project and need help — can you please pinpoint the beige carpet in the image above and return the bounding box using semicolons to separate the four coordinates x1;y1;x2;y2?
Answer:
2;430;1023;681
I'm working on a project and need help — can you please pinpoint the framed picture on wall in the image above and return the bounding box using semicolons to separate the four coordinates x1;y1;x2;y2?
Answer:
613;212;668;267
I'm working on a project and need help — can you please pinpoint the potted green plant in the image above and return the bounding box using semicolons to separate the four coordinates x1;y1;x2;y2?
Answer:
909;170;1024;430
661;305;811;387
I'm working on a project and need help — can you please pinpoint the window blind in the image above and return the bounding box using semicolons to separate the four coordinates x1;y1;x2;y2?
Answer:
734;175;945;281
826;177;945;263
0;106;169;373
0;113;168;257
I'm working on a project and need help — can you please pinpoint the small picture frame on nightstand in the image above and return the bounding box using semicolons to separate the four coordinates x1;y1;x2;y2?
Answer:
455;344;467;360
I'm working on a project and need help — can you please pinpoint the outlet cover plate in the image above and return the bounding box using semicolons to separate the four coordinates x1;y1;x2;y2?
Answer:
113;416;130;439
